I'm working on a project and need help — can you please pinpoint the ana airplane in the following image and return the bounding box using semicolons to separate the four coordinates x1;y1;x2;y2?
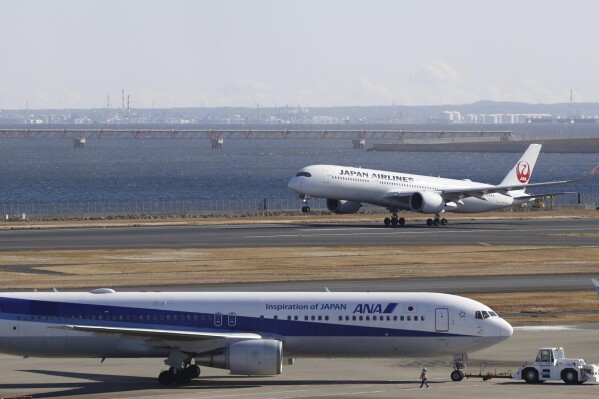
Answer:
288;144;598;226
0;289;512;385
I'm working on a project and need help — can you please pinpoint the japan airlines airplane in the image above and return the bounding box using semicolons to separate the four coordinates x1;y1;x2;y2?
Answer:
288;144;598;226
0;289;512;385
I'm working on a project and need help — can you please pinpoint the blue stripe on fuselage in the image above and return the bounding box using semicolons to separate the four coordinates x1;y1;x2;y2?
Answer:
0;297;469;338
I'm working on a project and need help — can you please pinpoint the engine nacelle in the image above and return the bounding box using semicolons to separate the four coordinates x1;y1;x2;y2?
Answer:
409;191;445;213
326;199;362;214
195;339;283;376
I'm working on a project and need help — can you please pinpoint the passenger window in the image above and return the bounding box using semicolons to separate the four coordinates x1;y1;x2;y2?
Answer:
317;316;322;321
311;315;315;321
294;316;298;321
393;316;397;321
365;316;370;321
400;316;404;321
305;316;309;321
407;316;411;321
359;316;363;321
228;313;236;326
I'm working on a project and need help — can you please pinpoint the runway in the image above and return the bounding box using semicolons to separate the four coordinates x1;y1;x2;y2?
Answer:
1;324;597;399
1;217;598;251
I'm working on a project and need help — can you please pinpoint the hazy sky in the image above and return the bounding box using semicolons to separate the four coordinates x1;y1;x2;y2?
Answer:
1;0;598;109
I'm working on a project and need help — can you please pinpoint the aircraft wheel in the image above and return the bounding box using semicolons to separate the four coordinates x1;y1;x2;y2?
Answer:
176;370;191;385
426;218;433;226
391;217;398;226
522;367;539;383
188;365;201;378
441;218;448;226
398;217;405;226
384;217;391;226
158;370;174;385
301;206;310;213
433;219;440;227
450;370;464;382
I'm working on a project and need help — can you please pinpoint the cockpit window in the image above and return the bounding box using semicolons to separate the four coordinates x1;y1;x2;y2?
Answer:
295;172;311;177
475;310;496;319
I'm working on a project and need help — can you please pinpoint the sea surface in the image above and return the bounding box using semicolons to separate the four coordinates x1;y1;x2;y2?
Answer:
0;139;597;204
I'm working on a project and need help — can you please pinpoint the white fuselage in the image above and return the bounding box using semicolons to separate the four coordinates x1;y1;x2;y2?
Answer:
288;165;525;213
0;291;512;359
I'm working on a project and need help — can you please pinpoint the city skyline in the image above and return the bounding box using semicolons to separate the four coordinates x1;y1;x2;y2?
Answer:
1;0;598;109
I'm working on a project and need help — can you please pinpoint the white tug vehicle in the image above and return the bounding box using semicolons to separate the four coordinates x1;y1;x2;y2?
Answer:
515;347;599;384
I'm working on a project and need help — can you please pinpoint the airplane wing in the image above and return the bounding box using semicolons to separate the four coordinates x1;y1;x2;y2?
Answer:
511;192;577;200
440;165;598;200
593;279;599;298
51;324;262;341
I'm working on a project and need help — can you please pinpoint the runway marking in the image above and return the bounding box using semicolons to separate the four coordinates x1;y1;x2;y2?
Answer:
247;226;599;239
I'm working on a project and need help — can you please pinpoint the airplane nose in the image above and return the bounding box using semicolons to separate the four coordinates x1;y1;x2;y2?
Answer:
501;318;513;337
288;177;300;192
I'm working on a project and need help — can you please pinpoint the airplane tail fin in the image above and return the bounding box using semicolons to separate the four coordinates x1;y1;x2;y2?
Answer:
500;144;542;188
593;279;599;298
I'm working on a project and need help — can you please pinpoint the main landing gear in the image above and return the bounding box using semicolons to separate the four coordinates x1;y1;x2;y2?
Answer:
301;195;311;213
383;211;405;227
159;350;201;386
426;213;448;227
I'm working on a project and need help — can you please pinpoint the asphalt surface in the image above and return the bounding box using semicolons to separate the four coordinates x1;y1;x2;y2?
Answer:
1;217;598;251
1;324;598;399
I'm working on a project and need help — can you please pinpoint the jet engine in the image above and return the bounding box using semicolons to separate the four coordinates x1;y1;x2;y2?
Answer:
326;199;362;214
195;339;283;376
409;191;445;213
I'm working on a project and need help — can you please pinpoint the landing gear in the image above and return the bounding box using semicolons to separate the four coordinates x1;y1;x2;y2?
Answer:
158;365;200;386
451;369;465;382
450;354;467;382
426;214;448;227
301;195;311;213
383;211;405;227
159;350;201;386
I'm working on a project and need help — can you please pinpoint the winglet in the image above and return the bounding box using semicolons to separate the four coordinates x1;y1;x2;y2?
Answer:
593;279;599;298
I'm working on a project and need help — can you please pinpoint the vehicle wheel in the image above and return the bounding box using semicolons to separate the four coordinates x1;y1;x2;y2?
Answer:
426;218;433;226
562;369;578;384
391;217;398;226
450;370;464;381
158;370;174;385
433;219;440;226
522;368;539;384
398;217;405;226
384;217;391;226
441;218;448;225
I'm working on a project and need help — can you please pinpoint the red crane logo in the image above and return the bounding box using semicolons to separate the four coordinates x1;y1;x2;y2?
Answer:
516;161;531;183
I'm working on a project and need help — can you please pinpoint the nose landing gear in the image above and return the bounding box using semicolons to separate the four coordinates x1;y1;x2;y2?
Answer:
301;195;311;213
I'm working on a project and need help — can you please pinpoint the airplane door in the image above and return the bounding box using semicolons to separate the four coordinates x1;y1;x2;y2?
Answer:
435;308;449;332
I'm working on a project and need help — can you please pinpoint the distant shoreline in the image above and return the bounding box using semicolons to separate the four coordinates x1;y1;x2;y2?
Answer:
370;137;599;153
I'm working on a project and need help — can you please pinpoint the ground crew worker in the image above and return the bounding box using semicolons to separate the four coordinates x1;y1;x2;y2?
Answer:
420;367;429;388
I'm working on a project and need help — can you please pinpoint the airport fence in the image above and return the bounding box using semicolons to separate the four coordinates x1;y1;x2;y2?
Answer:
1;197;327;219
1;193;598;220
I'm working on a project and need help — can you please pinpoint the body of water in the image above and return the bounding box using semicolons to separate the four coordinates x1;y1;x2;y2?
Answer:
0;139;597;204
